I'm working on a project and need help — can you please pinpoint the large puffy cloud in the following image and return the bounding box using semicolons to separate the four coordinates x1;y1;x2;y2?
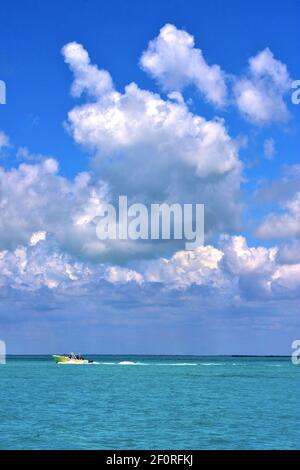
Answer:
218;236;300;300
106;235;300;301
63;41;243;241
140;25;293;125
0;152;199;263
221;234;276;274
66;82;239;179
0;156;114;260
220;236;278;300
0;30;297;304
233;48;292;124
137;236;272;296
0;219;299;302
0;241;93;291
142;245;225;289
140;24;227;107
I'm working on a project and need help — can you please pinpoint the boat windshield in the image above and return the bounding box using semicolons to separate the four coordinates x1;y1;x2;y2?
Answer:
69;353;84;360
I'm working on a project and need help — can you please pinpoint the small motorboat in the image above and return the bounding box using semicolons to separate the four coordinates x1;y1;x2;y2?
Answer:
52;353;93;364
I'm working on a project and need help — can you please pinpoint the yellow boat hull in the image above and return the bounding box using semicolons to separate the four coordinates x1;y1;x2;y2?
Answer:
52;355;89;364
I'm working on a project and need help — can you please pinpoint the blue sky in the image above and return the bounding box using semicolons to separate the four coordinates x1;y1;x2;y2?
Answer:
0;0;299;354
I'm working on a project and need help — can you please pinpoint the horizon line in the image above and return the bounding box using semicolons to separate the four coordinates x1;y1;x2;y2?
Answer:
5;354;291;357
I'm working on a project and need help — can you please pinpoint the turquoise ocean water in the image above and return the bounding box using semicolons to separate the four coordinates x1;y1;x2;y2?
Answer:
0;356;299;450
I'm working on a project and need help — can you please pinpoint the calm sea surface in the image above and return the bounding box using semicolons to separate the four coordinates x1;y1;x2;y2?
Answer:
0;356;299;450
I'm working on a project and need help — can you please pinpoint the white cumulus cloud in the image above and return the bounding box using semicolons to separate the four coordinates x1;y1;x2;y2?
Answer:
62;42;114;99
62;41;243;241
234;48;292;124
140;24;227;107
